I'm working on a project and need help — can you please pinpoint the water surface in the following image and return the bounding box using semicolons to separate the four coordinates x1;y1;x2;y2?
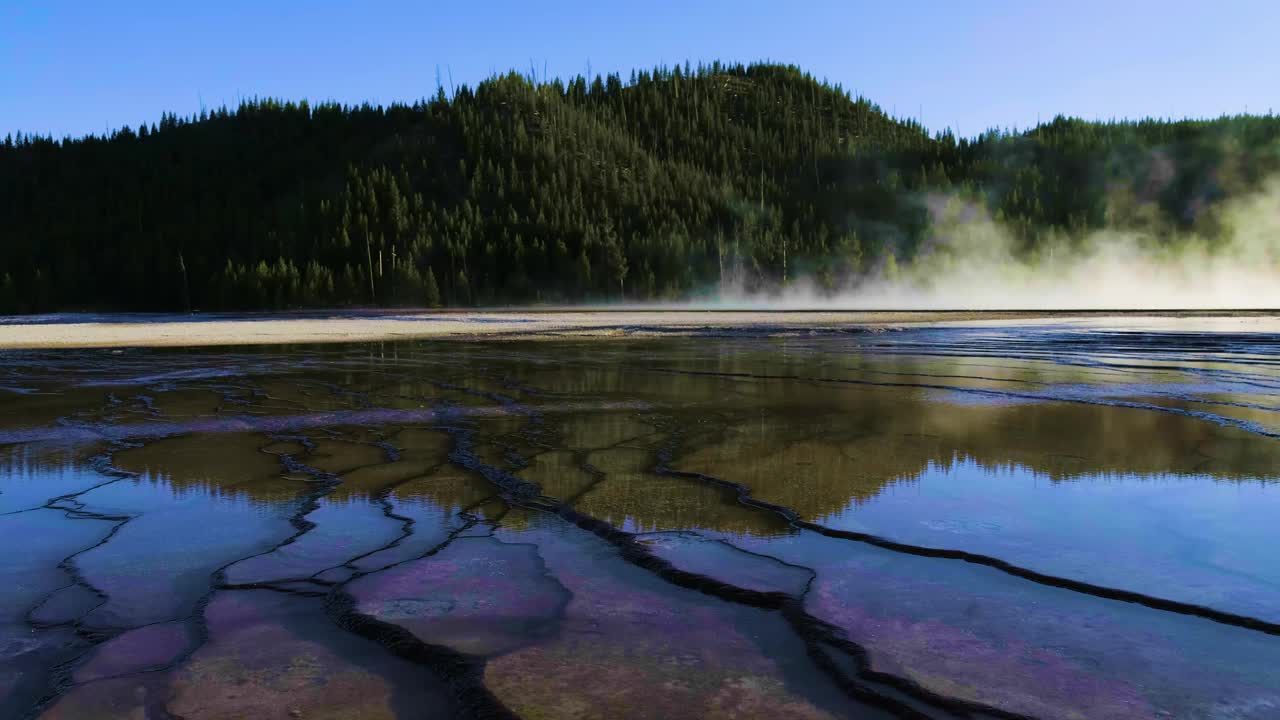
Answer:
3;319;1280;718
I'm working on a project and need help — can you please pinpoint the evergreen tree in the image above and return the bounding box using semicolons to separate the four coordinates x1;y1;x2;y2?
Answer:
1;62;1277;312
424;267;441;308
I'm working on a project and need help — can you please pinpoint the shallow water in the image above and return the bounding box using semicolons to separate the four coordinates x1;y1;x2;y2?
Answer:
3;320;1280;718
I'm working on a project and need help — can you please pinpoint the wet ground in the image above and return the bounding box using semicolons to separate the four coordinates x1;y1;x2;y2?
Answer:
2;318;1280;719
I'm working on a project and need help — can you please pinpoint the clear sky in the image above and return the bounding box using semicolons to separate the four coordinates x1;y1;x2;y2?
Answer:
3;0;1278;140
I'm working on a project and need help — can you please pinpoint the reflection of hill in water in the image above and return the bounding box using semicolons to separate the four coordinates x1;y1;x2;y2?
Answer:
561;446;794;537
105;428;471;506
110;432;308;504
12;384;1280;536
675;389;1280;521
7;333;1280;533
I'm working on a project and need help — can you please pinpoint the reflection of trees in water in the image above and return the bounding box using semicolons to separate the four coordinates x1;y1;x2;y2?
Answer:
674;391;1280;521
8;337;1280;536
14;381;1280;535
573;471;794;538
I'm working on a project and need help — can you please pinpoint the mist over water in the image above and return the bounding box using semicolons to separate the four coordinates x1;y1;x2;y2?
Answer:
710;176;1280;310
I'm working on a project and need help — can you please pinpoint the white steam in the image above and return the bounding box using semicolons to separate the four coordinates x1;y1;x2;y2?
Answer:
715;176;1280;310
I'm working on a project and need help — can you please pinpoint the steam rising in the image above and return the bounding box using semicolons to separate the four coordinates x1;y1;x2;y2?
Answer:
715;176;1280;310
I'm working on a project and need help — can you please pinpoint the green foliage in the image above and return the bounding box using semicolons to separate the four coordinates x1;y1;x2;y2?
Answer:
2;63;1279;311
0;274;16;314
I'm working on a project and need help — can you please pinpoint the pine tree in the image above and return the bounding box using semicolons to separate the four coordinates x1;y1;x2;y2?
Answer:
2;61;1275;312
604;234;628;298
424;267;441;308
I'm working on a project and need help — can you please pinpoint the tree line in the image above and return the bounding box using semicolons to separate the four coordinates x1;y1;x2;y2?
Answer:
3;61;1278;313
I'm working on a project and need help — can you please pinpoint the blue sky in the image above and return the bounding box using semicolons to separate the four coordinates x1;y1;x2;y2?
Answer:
3;0;1278;139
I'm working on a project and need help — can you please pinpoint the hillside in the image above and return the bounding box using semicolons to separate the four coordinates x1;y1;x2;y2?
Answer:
3;62;1279;313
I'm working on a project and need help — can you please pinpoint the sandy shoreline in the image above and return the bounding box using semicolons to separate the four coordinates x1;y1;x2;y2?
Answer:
0;310;1274;349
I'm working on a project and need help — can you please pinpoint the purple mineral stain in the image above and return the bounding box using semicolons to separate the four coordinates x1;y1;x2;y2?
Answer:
810;583;1155;720
73;621;193;683
348;537;568;656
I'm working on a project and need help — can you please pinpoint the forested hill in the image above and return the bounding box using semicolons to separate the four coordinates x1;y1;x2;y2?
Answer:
3;61;1279;313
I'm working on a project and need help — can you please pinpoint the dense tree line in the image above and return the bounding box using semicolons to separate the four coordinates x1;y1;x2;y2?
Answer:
3;62;1278;313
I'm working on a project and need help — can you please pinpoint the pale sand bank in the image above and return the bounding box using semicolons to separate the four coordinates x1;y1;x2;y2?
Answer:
0;310;1269;349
